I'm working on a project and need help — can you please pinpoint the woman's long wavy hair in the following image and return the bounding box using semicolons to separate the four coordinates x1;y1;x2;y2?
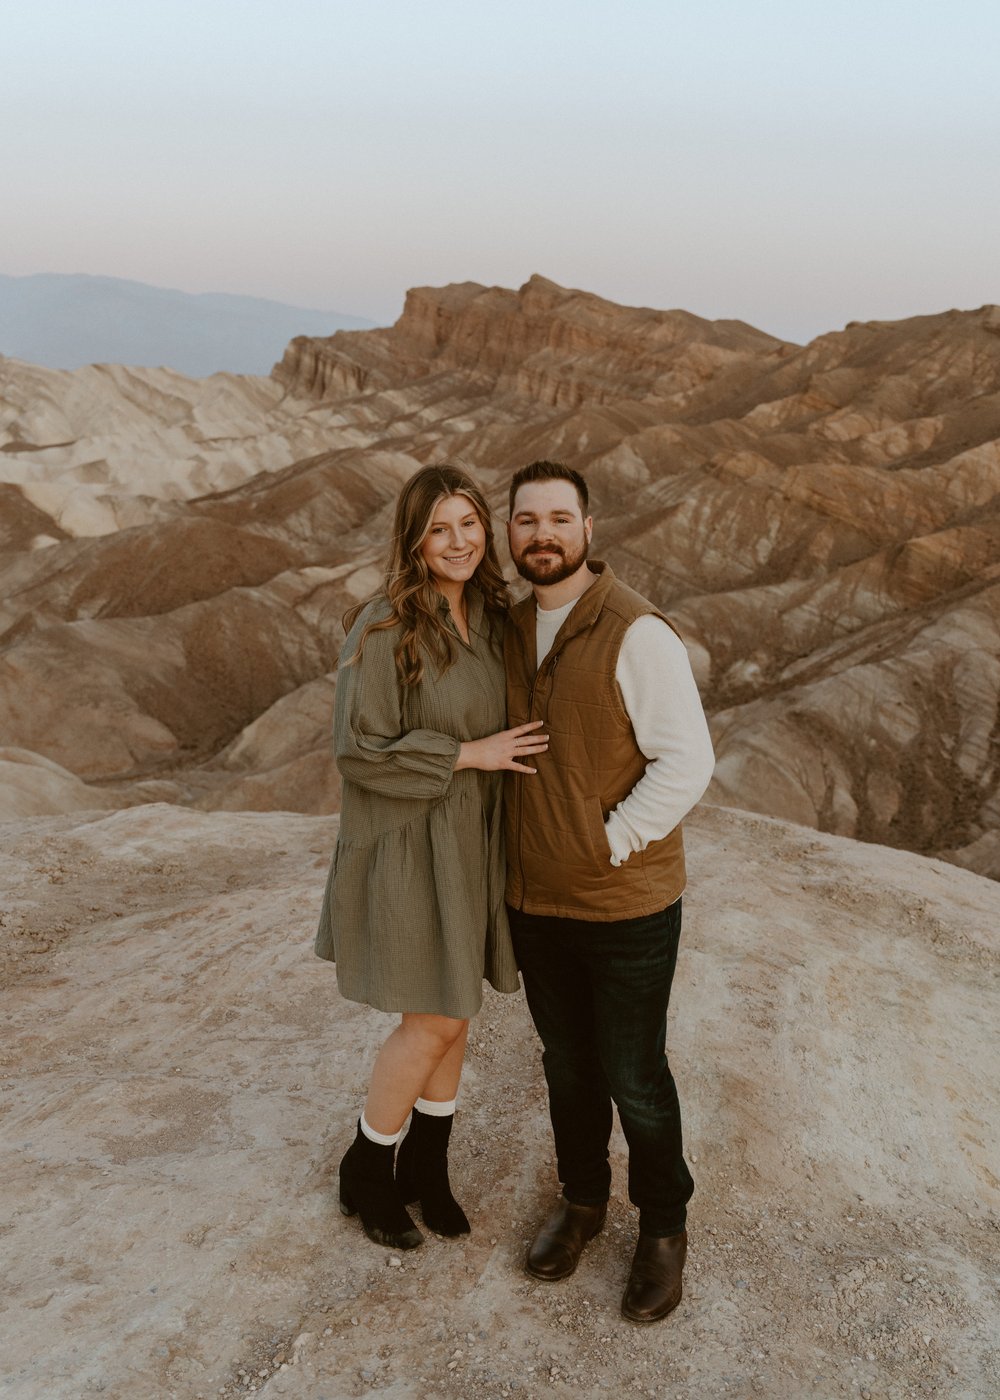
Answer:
344;464;510;686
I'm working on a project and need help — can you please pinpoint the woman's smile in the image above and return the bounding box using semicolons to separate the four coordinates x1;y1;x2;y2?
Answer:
419;493;487;584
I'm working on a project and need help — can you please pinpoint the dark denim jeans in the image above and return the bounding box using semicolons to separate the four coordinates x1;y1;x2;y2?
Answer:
509;899;694;1237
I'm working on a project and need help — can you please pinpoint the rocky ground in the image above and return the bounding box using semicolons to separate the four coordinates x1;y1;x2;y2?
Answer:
3;803;997;1399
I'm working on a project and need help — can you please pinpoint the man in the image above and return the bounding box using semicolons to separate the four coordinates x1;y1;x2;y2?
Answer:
504;460;715;1324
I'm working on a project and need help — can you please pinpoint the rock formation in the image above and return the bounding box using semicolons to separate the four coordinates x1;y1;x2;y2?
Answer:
3;279;999;1398
1;277;998;876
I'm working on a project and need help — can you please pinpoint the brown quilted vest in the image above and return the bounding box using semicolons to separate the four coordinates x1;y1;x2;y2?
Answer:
504;561;686;920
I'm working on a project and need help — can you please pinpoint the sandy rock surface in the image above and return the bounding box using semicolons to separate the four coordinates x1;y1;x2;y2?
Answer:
0;357;353;539
3;803;998;1399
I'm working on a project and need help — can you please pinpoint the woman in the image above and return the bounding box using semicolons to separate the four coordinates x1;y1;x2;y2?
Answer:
315;464;547;1251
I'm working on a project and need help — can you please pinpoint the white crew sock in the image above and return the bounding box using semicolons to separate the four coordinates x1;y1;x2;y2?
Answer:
360;1111;401;1146
414;1097;457;1117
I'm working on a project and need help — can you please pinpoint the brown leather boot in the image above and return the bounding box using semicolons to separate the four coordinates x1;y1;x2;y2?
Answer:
525;1198;608;1281
621;1230;687;1323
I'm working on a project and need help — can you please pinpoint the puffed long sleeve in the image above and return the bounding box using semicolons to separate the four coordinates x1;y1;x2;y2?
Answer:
333;622;460;800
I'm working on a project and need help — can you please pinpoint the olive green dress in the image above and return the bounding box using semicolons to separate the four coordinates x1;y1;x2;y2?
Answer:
315;589;519;1018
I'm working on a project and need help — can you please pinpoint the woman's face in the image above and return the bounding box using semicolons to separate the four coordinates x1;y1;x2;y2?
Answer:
419;493;487;587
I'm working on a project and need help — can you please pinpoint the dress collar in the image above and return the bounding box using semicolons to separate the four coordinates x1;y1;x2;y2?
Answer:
437;584;486;640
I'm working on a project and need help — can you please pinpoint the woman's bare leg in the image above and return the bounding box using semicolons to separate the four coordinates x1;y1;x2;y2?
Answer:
419;1021;469;1103
364;1013;468;1135
393;1019;472;1235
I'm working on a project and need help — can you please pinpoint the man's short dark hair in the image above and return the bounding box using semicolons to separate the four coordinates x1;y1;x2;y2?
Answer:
509;460;590;517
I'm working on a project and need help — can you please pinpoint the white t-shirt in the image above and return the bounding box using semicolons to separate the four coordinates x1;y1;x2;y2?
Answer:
535;599;715;867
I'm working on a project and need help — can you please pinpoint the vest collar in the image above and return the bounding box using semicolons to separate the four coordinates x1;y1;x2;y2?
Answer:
513;560;617;659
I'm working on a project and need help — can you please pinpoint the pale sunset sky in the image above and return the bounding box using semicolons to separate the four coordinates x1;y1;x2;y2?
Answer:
4;0;998;342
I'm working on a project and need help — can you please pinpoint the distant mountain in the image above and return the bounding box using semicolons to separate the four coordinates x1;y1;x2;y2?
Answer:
0;272;375;376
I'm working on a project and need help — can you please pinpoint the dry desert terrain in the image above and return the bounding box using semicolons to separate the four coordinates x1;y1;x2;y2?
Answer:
2;277;999;1397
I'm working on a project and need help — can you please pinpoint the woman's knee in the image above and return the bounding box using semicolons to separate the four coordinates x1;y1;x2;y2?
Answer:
400;1012;468;1056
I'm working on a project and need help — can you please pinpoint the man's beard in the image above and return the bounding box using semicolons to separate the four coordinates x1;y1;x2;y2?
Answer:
513;532;590;586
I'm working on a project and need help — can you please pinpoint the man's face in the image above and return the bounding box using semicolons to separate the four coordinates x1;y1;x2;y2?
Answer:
508;480;593;586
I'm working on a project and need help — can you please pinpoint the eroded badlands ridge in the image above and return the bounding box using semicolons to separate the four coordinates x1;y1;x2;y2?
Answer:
1;276;998;874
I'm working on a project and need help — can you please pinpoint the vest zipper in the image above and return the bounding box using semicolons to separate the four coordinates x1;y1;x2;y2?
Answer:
528;650;559;711
513;649;560;909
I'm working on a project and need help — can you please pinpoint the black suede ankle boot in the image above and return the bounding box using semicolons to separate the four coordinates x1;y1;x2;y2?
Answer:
395;1106;471;1237
338;1122;423;1250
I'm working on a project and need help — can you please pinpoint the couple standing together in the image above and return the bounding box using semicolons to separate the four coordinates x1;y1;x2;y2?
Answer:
315;460;715;1324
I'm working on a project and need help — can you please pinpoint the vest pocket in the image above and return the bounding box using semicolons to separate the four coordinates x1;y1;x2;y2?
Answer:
584;796;612;865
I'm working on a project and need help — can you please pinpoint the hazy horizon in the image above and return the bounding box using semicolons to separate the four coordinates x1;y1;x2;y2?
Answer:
0;271;374;374
5;0;999;344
